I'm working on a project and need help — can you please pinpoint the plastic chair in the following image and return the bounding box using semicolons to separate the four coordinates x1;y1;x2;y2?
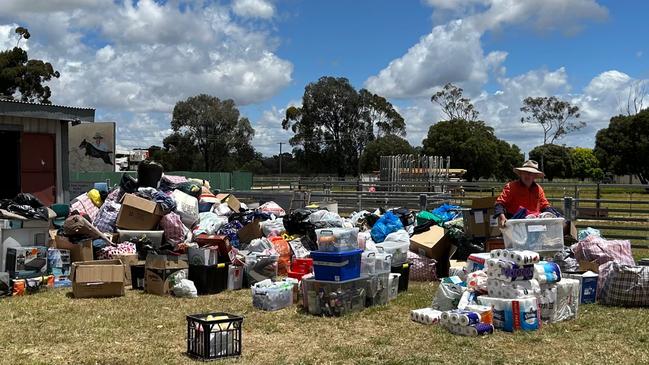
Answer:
50;203;70;228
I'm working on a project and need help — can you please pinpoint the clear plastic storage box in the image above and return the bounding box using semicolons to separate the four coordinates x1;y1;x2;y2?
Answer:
376;239;409;266
365;272;390;307
315;228;359;252
501;218;565;252
302;276;368;316
251;279;295;311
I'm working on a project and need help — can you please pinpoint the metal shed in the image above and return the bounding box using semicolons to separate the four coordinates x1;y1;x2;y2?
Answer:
0;99;95;205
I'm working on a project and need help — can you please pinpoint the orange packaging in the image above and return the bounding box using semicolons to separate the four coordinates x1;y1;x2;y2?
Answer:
12;280;25;296
269;237;291;276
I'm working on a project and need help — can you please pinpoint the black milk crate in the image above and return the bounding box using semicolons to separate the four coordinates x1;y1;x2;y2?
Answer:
186;312;243;360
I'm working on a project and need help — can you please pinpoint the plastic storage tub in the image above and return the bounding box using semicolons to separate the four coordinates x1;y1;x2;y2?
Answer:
189;263;229;295
374;252;393;274
310;249;362;282
361;251;376;275
302;276;368;316
365;272;390;307
390;263;410;292
388;273;400;301
376;238;409;266
315;228;359;252
251;279;295;311
501;218;565;252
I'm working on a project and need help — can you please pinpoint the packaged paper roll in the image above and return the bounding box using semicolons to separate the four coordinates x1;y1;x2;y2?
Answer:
411;308;442;325
533;261;562;284
465;304;493;325
457;311;481;326
486;259;534;282
477;296;540;332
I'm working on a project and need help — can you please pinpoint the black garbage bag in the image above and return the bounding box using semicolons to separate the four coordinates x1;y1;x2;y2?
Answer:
391;207;414;228
283;208;316;236
13;193;44;208
120;173;138;194
137;160;163;188
5;204;49;220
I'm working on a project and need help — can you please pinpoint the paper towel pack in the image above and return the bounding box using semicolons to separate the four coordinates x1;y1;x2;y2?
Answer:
477;296;541;332
537;278;579;323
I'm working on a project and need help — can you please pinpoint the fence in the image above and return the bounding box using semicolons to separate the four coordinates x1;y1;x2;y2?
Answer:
249;176;649;248
70;170;253;191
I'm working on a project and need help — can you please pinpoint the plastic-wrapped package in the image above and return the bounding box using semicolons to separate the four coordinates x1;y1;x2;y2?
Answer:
251;279;295;311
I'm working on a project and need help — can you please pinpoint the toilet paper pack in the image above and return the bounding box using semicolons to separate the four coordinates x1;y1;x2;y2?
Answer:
477;296;541;332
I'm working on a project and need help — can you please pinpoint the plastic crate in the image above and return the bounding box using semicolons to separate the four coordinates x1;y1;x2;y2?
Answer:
501;218;565;252
302;276;368;316
251;279;295;311
131;264;145;290
291;258;313;274
390;263;410;292
315;227;359;252
310;249;362;282
361;251;376;275
365;272;389;307
374;251;392;274
189;263;229;295
186;312;243;360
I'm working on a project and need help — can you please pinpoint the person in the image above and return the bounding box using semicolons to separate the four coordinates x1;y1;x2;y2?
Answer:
92;132;109;152
495;160;551;228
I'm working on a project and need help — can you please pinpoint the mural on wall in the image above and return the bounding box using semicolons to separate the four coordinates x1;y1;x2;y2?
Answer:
69;122;116;172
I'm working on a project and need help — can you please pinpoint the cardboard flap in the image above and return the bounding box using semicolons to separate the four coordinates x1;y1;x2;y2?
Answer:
471;197;497;210
145;254;188;270
72;260;124;283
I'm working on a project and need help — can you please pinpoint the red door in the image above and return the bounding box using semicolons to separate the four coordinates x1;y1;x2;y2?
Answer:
21;133;56;205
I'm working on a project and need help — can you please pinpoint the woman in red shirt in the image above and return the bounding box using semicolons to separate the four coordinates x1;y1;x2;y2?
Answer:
495;160;551;228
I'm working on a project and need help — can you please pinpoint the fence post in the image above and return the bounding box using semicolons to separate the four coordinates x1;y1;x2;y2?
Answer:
563;197;574;221
419;194;427;211
596;183;601;217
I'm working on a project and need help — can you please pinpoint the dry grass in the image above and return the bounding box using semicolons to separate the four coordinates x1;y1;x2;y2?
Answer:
1;279;649;365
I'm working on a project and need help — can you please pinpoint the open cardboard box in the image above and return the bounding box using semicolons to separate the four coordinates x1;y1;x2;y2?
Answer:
144;254;188;296
116;193;164;230
215;193;241;213
410;226;453;277
71;259;125;298
49;231;94;263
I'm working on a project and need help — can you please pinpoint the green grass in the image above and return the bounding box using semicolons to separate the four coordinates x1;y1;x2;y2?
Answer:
1;278;649;365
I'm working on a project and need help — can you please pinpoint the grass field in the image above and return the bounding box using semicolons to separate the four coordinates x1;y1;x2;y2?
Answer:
1;279;649;365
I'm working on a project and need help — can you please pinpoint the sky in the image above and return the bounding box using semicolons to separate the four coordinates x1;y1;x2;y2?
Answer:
2;0;648;158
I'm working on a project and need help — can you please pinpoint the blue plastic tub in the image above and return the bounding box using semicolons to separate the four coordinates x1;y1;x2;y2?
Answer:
310;249;362;282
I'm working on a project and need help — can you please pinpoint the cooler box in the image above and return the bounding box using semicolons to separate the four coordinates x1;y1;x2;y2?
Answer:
310;249;362;282
501;218;564;253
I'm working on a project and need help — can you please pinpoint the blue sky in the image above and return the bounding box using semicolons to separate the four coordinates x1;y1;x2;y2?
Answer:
2;0;648;157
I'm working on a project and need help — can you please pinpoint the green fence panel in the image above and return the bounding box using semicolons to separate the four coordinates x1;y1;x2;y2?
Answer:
232;171;253;191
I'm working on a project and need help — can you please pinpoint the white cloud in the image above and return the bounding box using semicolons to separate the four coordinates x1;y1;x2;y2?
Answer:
232;0;275;19
1;0;292;150
251;100;302;156
367;0;607;99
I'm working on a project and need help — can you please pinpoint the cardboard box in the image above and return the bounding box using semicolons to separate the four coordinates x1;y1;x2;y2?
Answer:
237;219;263;245
113;253;139;285
71;260;125;298
215;193;241;213
144;254;188;296
6;246;48;278
578;260;600;273
409;226;451;260
53;235;94;263
564;271;599;304
116;194;164;230
466;197;500;238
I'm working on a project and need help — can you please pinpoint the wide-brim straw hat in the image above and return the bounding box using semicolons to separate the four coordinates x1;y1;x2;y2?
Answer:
514;160;545;177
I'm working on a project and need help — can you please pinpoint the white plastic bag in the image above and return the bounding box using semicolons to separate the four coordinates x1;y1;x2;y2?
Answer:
172;189;199;227
192;212;228;236
260;218;285;237
431;283;466;311
259;201;286;217
172;279;198;298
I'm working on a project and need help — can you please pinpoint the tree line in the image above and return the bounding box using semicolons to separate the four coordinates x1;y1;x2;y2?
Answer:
3;27;648;183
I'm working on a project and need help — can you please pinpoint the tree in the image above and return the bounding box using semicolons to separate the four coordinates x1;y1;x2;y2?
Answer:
0;27;60;104
570;147;600;181
360;135;414;173
520;96;584;145
494;140;524;181
157;132;201;171
618;80;647;116
529;144;572;181
171;94;255;172
431;83;479;122
422;119;501;181
595;109;649;184
282;76;405;176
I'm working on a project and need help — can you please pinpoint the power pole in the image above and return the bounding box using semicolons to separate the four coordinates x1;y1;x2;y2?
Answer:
278;142;283;176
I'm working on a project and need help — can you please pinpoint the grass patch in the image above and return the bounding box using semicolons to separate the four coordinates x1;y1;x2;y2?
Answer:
1;278;649;364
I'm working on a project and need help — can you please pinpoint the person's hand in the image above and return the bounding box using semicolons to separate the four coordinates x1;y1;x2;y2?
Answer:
498;214;507;228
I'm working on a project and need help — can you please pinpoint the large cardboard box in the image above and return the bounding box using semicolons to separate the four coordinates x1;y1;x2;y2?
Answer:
466;197;500;238
410;226;451;260
116;194;164;230
215;193;241;213
144;254;188;296
113;253;139;286
71;260;125;298
51;234;94;263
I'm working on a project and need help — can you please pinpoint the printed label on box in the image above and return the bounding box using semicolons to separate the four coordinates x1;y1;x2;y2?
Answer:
527;225;547;233
474;211;484;224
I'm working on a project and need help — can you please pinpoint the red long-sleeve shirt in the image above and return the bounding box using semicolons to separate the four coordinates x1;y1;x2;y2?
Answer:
495;180;550;216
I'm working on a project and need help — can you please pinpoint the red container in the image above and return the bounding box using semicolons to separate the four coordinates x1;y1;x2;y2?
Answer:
194;234;232;261
291;258;313;274
287;270;307;280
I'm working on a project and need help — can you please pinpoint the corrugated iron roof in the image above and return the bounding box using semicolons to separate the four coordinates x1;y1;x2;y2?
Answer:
0;98;94;111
